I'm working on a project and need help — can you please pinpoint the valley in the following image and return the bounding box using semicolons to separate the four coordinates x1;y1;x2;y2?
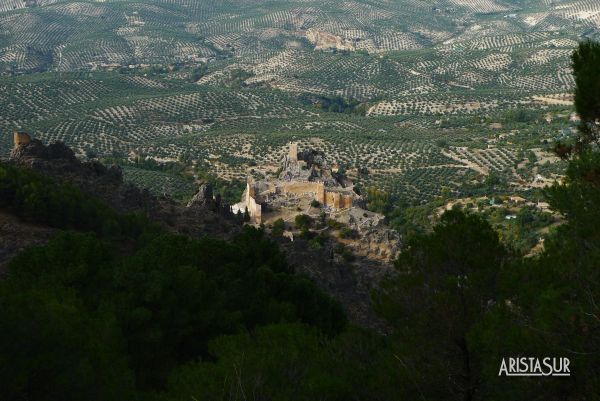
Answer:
3;2;600;400
0;0;588;208
0;0;592;243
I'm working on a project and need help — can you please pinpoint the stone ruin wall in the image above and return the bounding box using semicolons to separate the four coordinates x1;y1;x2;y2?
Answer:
241;143;353;224
241;179;352;225
281;181;352;209
244;182;262;224
288;142;298;162
282;181;326;203
324;191;353;209
13;132;31;148
246;195;262;224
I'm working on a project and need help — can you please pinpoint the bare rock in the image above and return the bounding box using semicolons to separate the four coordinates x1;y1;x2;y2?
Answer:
187;183;215;209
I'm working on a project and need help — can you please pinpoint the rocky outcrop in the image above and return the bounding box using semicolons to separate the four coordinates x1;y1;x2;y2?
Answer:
280;145;346;187
10;140;164;222
187;183;214;208
7;138;240;240
11;138;77;166
333;207;401;262
351;228;401;261
305;29;356;52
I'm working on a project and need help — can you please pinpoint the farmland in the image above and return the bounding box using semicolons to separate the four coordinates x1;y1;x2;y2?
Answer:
0;0;591;204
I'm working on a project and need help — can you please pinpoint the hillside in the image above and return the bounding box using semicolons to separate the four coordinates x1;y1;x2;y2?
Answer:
1;3;600;399
2;133;600;400
0;0;588;206
1;136;397;328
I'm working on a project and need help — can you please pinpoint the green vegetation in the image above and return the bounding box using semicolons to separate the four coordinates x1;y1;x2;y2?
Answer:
0;162;154;238
300;94;365;115
2;3;600;399
0;68;570;205
485;204;555;254
0;163;346;399
3;134;600;399
363;186;396;215
294;213;312;231
195;167;245;205
374;210;509;400
271;218;286;237
567;39;600;154
338;226;358;240
164;324;386;401
0;0;582;207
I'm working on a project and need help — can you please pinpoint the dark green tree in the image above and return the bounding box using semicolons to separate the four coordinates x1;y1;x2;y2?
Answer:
470;40;600;400
164;324;394;401
271;218;286;237
374;210;509;401
294;214;312;230
0;286;135;401
571;40;600;151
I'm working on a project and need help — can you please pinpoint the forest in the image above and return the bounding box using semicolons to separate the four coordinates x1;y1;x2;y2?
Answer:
1;41;600;400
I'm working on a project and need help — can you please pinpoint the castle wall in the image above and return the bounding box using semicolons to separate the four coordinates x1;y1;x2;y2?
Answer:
281;181;352;210
322;191;351;209
246;194;262;224
325;191;339;208
341;194;353;208
246;141;354;219
244;182;262;224
282;181;325;203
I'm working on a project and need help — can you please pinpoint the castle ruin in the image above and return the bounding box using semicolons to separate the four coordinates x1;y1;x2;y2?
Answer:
288;142;298;162
232;178;263;223
233;142;355;224
13;132;31;148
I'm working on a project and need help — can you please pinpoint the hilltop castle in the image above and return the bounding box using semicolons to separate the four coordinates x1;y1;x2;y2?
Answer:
232;142;355;224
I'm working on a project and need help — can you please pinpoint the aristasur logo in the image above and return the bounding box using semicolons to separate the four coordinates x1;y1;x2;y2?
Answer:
499;357;570;377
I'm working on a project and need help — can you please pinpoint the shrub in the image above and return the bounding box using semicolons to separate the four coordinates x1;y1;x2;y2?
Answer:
271;218;286;237
294;214;312;230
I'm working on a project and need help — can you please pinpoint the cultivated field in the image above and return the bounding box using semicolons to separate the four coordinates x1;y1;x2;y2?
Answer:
0;0;586;203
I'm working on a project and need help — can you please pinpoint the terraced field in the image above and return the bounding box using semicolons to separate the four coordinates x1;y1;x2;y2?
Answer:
0;0;588;203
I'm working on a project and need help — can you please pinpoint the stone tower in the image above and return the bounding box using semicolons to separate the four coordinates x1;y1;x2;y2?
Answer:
288;142;298;162
13;131;31;148
245;179;256;204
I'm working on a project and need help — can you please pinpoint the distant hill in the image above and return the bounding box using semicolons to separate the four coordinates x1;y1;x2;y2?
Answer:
0;0;580;205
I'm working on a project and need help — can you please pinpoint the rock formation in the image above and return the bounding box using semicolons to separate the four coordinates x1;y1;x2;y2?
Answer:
6;134;239;239
305;29;356;52
187;183;215;209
